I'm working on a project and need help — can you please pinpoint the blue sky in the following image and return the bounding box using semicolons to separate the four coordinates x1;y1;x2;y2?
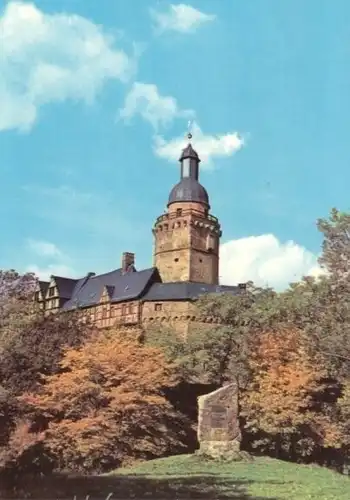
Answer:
1;0;349;289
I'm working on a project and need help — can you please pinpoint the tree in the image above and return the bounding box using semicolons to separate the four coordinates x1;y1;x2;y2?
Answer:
0;270;37;354
317;208;350;281
0;269;37;300
21;328;189;473
241;325;344;460
0;311;95;395
146;284;279;386
312;208;350;376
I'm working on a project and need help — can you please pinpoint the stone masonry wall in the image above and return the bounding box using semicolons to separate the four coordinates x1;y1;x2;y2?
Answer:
153;201;220;284
141;299;197;338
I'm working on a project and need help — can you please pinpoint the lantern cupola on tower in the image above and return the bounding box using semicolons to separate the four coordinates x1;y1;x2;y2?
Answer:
168;134;209;208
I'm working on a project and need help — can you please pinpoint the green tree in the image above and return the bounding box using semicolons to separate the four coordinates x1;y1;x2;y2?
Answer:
0;311;96;395
0;270;37;354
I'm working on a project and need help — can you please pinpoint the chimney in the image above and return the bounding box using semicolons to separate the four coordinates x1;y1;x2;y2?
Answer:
122;252;135;274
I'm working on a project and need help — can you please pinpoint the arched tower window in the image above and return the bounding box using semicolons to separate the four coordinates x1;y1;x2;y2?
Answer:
206;233;215;252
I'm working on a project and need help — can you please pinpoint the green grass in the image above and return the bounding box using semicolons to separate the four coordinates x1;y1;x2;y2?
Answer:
2;454;349;499
106;453;349;500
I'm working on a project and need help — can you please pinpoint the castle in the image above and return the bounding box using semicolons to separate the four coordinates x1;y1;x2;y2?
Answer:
34;136;244;334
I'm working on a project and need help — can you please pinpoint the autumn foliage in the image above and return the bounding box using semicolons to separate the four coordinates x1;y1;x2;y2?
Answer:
242;328;319;454
3;207;350;483
21;328;188;472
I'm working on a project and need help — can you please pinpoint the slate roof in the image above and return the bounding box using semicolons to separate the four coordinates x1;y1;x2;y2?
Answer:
43;266;242;311
62;267;159;310
38;280;49;298
53;276;80;299
142;282;241;302
168;178;209;207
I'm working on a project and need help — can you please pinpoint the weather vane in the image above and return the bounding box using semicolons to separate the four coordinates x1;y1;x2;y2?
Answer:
187;120;193;141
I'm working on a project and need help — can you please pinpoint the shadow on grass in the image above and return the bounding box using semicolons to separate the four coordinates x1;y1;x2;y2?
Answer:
0;473;281;499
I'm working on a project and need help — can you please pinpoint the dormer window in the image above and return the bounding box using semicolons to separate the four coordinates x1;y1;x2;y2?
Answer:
48;287;55;297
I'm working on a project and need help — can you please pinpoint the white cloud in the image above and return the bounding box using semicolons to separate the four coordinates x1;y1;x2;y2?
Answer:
27;239;62;257
0;1;135;131
25;238;74;279
150;4;216;33
119;84;244;167
219;234;325;291
119;82;194;131
26;263;77;281
154;121;244;168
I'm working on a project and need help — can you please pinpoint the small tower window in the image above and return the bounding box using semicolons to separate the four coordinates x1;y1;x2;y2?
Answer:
176;208;182;216
206;234;215;252
155;303;162;312
182;158;190;177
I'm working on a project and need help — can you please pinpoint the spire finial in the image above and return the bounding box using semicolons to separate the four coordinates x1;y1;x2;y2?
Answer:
187;120;193;142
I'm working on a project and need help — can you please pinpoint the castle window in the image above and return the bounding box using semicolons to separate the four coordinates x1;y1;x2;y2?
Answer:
127;304;133;314
199;258;203;263
206;234;215;252
155;303;162;312
176;208;182;216
121;304;126;315
174;258;179;262
48;287;55;297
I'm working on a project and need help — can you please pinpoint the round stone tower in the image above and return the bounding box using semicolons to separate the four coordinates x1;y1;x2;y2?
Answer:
153;135;222;284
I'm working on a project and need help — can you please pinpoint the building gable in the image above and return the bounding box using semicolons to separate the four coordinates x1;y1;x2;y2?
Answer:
99;285;114;304
45;277;58;299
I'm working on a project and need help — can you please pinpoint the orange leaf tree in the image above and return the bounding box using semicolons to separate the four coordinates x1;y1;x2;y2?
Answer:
241;325;341;459
21;328;188;473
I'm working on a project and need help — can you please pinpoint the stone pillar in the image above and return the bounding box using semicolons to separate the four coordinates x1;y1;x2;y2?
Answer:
197;382;241;459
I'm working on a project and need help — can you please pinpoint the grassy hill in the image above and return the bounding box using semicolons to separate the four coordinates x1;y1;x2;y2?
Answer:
2;454;349;499
107;454;349;500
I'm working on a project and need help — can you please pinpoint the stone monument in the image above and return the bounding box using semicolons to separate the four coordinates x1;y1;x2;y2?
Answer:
197;382;241;459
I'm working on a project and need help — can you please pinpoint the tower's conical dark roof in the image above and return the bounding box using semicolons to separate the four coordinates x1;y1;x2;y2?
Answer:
168;178;209;207
179;143;200;161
